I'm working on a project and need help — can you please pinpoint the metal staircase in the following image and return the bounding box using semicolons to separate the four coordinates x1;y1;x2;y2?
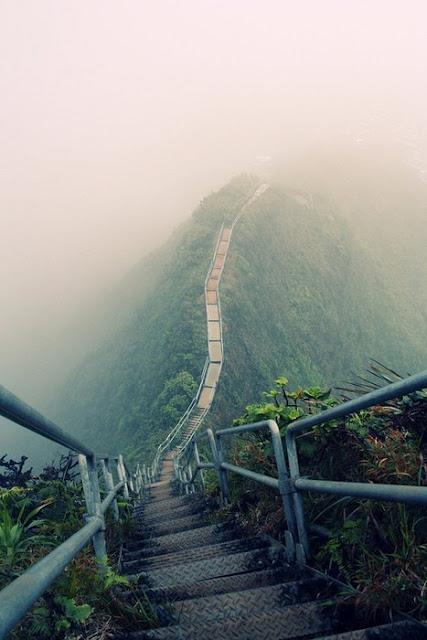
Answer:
115;455;427;639
0;180;426;638
150;183;270;478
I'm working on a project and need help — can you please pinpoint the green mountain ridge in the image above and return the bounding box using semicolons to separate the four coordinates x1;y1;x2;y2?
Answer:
56;175;425;461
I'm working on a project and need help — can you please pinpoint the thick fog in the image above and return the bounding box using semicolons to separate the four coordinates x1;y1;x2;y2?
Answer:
1;0;427;460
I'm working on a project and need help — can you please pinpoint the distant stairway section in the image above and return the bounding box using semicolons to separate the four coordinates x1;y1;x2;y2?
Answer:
161;183;269;461
177;183;270;452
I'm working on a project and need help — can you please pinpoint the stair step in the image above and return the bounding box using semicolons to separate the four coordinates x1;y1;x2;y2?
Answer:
135;514;212;537
124;522;239;554
128;602;333;639
144;493;181;505
170;576;335;622
122;537;268;571
126;546;283;586
319;620;427;639
137;566;310;603
134;503;205;526
147;491;175;501
135;497;192;516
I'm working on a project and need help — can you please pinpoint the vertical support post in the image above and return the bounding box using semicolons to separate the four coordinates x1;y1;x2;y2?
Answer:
78;454;107;564
183;469;190;495
117;455;130;500
100;457;119;522
193;441;205;493
267;420;297;562
207;429;228;506
285;431;309;562
127;468;135;493
215;432;229;504
178;468;185;493
186;464;193;494
135;464;142;497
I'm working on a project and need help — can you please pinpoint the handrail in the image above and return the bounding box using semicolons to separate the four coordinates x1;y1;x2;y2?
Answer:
0;385;94;456
0;516;103;638
285;369;427;438
173;371;427;563
0;384;136;638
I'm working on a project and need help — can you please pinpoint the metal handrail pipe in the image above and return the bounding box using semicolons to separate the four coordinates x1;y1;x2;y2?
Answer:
295;478;427;506
100;482;125;514
287;370;427;437
0;384;94;456
216;419;275;438
187;461;215;485
221;462;280;490
0;516;102;638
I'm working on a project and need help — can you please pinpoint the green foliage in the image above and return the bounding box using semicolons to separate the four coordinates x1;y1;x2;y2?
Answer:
32;596;92;638
56;178;424;464
0;463;158;639
0;491;53;574
57;175;259;459
220;370;427;622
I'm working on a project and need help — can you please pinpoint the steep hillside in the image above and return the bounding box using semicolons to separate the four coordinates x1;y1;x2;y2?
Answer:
214;187;425;426
56;176;425;461
57;176;260;459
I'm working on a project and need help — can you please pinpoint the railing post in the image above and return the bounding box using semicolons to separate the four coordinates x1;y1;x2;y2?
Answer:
100;457;119;522
215;432;229;504
135;463;142;497
127;468;135;494
285;432;309;562
78;454;107;564
183;469;190;495
186;464;194;493
193;441;205;493
207;428;228;505
117;455;130;500
267;420;297;562
178;468;185;493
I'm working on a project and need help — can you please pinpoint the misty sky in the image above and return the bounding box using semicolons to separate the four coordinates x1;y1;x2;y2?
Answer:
1;0;427;409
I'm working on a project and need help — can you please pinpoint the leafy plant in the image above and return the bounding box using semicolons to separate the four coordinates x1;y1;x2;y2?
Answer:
0;495;53;573
32;596;92;638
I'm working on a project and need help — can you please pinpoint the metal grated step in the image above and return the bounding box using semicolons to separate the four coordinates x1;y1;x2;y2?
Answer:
134;566;310;603
121;537;269;572
134;503;206;526
170;576;336;623
126;546;284;586
127;602;333;639
318;621;427;639
133;513;213;537
123;522;241;555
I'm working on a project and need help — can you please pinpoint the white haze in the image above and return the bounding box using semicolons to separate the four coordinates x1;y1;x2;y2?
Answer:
1;0;427;459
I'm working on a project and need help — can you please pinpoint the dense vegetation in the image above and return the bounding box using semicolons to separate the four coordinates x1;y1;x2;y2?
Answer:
57;175;260;460
57;175;425;464
204;363;427;622
0;456;156;638
214;187;425;430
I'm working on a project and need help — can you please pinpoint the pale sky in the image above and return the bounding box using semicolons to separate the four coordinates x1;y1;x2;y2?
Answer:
1;0;427;402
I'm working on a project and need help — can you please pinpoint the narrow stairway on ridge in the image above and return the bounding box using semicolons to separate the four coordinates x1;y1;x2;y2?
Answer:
151;182;270;472
113;459;425;640
117;182;427;639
